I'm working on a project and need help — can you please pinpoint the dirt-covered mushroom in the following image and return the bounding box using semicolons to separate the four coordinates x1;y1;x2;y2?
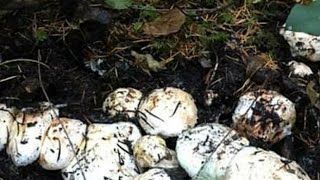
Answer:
7;103;59;166
137;87;198;138
134;168;171;180
280;29;320;62
133;135;178;169
232;89;296;144
176;123;249;178
177;123;310;180
102;88;143;118
39;117;87;170
61;122;141;180
0;104;17;151
221;146;311;180
288;61;313;78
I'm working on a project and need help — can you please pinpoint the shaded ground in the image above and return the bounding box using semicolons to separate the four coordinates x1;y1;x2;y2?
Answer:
0;0;319;179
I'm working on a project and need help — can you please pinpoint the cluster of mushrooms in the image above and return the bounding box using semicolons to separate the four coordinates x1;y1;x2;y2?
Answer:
0;87;311;180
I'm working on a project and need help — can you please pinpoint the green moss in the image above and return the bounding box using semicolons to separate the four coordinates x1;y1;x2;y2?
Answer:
34;29;48;43
248;30;280;56
200;31;229;46
151;39;175;52
218;12;234;24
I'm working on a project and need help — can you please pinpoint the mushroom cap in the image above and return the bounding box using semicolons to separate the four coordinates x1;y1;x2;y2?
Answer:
134;168;171;180
6;106;58;166
62;122;142;180
176;123;249;178
288;61;313;78
39;117;87;170
133;135;178;169
103;88;143;118
232;89;296;144
0;104;16;151
224;146;311;180
280;28;320;62
137;87;198;138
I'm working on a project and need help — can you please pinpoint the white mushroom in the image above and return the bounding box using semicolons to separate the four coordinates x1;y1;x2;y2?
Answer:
176;123;310;180
280;28;320;62
222;146;311;180
176;123;249;178
39;117;87;170
61;122;141;180
288;61;313;78
103;88;143;118
133;135;178;169
7;103;58;166
232;89;296;144
137;87;198;138
0;104;17;151
134;168;171;180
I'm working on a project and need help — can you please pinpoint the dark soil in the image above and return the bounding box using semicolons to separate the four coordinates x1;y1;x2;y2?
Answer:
0;1;319;180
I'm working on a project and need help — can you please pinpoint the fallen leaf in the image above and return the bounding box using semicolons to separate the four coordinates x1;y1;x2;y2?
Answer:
244;53;278;78
131;51;166;75
143;8;186;37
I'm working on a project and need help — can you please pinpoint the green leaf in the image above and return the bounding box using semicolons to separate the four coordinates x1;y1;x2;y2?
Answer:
285;0;320;36
105;0;133;10
140;4;158;20
132;22;144;32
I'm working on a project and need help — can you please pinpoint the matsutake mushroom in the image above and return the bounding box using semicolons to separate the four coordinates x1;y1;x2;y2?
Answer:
137;87;198;138
176;123;311;180
61;122;142;180
134;168;171;180
280;28;320;62
0;104;17;151
288;61;313;78
39;117;87;170
7;103;58;166
176;123;249;179
103;88;143;118
220;146;311;180
232;89;296;144
133;135;178;169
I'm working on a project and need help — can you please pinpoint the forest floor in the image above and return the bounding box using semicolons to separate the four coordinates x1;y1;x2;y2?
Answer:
0;0;319;179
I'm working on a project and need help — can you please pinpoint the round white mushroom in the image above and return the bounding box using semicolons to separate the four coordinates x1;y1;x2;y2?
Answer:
137;87;198;138
280;28;320;62
6;104;58;166
133;135;178;169
232;89;296;144
61;122;141;180
39;117;87;170
177;123;311;180
103;88;143;118
134;168;171;180
0;104;17;151
222;146;311;180
288;61;313;78
176;123;249;178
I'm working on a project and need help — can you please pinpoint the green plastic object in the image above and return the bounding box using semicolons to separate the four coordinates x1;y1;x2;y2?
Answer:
285;0;320;36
